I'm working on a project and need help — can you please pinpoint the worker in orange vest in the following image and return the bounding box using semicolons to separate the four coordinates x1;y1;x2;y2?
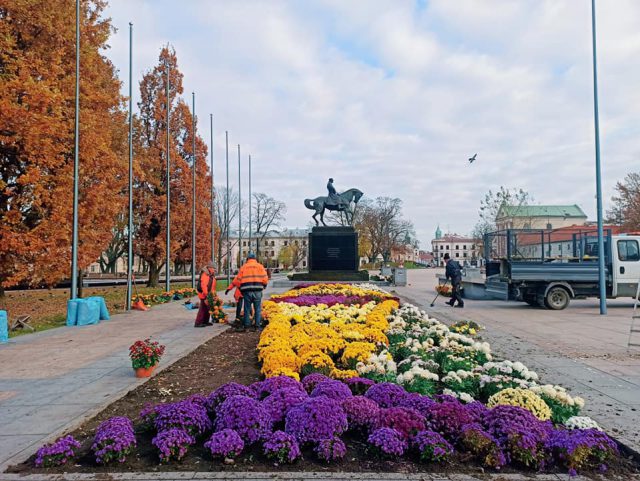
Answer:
195;264;216;327
226;253;268;332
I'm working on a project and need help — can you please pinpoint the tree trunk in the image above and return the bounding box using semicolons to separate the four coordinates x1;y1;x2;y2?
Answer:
77;270;84;298
148;261;159;287
0;284;5;299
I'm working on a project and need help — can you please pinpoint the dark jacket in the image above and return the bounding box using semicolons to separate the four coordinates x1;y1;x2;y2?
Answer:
445;259;462;284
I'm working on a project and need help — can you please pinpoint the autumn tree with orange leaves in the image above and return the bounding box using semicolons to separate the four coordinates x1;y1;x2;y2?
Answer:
0;0;127;296
134;47;212;287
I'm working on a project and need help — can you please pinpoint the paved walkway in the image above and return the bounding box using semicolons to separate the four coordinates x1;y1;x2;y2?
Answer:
0;296;229;471
394;269;640;453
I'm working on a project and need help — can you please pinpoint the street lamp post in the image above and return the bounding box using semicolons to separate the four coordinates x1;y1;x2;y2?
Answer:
165;62;171;293
238;144;241;268
191;92;196;288
591;0;607;315
225;131;230;285
210;114;215;266
248;154;252;253
126;22;133;310
71;0;80;300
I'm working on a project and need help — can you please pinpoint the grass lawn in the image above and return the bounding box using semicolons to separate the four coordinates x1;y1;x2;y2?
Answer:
0;279;230;338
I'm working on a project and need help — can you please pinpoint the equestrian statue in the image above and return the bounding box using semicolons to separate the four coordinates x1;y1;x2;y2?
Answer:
304;178;364;226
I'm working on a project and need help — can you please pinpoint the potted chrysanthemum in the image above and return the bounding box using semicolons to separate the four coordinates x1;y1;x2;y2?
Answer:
129;338;165;377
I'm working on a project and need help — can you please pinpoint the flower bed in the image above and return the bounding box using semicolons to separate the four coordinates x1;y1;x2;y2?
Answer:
24;283;638;476
132;288;197;307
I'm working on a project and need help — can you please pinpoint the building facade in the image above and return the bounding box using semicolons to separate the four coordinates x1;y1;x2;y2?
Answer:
495;205;587;231
431;233;480;266
228;228;310;270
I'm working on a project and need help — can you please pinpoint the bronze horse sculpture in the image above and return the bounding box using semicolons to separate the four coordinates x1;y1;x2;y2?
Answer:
304;188;364;226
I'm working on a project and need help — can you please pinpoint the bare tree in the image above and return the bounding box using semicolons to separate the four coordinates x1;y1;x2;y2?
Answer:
277;230;307;270
215;187;243;274
606;172;640;231
472;186;532;240
252;193;286;260
356;197;416;263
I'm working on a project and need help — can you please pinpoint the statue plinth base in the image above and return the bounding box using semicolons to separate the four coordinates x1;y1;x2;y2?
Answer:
290;226;368;282
309;226;358;271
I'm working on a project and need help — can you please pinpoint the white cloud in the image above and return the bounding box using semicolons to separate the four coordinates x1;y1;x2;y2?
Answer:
103;0;640;247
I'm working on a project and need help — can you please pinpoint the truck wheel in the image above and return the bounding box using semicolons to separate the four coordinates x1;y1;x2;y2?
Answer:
544;287;570;310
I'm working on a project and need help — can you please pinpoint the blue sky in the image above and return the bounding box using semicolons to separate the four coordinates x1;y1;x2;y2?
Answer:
103;0;640;247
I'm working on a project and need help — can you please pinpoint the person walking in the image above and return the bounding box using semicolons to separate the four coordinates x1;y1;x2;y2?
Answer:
227;252;268;332
444;253;464;308
228;274;244;326
195;264;217;327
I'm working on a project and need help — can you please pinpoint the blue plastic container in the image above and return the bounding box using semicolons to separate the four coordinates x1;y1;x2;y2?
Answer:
0;310;8;343
66;300;79;326
85;296;110;320
76;299;100;326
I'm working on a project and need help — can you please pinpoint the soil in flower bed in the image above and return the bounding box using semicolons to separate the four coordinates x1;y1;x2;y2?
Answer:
9;329;640;477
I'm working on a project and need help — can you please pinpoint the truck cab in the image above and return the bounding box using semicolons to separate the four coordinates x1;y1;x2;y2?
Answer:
612;235;640;297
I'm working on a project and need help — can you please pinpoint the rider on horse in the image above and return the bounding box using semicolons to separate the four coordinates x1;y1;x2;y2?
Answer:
327;178;340;206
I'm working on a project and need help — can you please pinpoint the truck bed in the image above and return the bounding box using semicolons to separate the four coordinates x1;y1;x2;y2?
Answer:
509;261;606;283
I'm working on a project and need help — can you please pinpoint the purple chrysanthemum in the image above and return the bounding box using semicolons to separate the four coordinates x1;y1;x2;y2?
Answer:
301;373;331;394
413;430;454;462
398;392;436;417
251;376;305;399
35;435;81;468
206;382;255;412
424;400;474;441
262;387;309;424
285;395;348;444
460;423;506;468
314;437;347;462
342;396;380;431
375;407;426;440
465;401;490;422
365;382;408;408
310;380;353;401
204;429;244;459
263;430;302;464
343;377;375;395
368;428;408;457
92;417;136;464
546;428;618;475
154;400;211;436
152;428;195;462
215;395;272;444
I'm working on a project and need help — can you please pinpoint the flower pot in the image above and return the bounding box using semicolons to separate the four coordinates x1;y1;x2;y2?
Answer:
134;366;156;378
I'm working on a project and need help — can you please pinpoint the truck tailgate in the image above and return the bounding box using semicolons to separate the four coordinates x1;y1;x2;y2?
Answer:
485;276;509;300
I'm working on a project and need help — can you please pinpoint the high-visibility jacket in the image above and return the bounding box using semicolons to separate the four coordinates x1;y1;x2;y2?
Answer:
232;259;268;293
197;270;216;300
230;274;243;301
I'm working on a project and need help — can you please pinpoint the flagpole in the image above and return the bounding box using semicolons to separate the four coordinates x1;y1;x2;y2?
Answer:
126;22;133;310
210;114;215;266
191;92;196;288
71;0;81;299
225;131;230;286
238;144;242;268
165;62;171;293
248;154;252;252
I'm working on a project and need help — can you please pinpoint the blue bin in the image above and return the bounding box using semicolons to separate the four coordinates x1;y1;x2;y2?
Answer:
85;296;110;320
66;300;79;326
0;310;8;343
76;299;100;326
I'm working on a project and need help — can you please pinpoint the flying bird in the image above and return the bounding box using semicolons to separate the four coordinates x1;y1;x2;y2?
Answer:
468;153;477;163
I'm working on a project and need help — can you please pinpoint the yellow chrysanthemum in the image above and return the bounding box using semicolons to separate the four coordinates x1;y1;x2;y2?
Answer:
488;388;552;421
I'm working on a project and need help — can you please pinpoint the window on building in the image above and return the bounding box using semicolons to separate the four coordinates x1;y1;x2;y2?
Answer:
547;223;552;230
456;245;459;250
271;240;275;246
243;241;246;247
618;240;640;262
91;265;97;273
294;240;299;245
303;240;307;245
271;250;275;256
440;245;443;250
463;252;468;258
284;241;288;246
463;245;467;250
446;245;449;250
303;261;307;267
455;253;460;257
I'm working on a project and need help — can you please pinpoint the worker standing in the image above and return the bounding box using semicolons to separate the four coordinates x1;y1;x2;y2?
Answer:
194;264;216;327
227;252;268;332
444;253;464;308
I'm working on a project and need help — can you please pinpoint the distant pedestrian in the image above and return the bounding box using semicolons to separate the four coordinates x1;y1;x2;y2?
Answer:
194;264;216;327
444;253;464;308
229;252;268;332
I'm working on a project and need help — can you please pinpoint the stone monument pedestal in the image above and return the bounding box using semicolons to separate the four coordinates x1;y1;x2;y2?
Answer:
290;226;368;282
